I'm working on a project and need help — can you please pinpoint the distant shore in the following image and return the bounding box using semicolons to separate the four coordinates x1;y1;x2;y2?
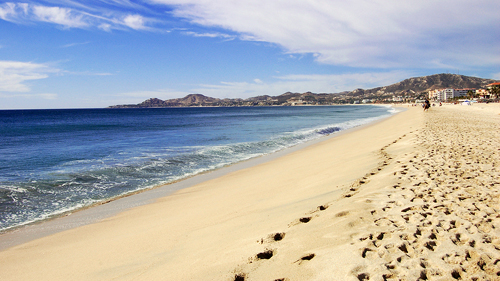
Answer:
107;74;499;109
1;104;499;280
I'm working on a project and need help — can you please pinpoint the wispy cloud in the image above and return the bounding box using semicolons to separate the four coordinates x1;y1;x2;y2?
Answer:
151;0;500;69
0;58;113;97
3;1;498;77
122;14;147;30
183;31;235;40
0;60;59;93
61;41;90;48
0;2;156;31
32;5;88;28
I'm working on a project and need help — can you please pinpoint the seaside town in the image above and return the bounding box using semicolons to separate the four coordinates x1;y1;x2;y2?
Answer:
109;74;500;108
354;82;500;104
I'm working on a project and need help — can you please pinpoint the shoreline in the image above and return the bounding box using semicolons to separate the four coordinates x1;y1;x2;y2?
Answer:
1;104;498;280
0;106;400;250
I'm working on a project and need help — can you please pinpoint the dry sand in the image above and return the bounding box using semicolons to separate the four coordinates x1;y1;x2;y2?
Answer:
0;103;499;281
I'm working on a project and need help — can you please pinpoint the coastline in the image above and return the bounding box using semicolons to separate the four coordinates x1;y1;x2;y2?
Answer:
0;105;392;236
1;104;499;280
0;105;397;249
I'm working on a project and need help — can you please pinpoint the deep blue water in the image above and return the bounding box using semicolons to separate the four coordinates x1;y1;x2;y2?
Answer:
0;105;395;231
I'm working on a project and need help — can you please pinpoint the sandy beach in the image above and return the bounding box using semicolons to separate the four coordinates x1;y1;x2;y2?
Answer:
1;103;499;281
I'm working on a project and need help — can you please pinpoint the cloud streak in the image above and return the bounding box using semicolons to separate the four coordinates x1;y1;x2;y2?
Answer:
152;0;500;69
1;1;498;108
0;61;58;93
3;1;498;69
32;5;87;28
0;2;153;31
182;31;235;40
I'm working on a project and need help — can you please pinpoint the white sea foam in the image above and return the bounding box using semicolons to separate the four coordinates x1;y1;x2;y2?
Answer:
0;185;28;193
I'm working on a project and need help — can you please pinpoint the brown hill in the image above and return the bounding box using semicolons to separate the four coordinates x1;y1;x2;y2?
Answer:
350;74;497;97
108;74;498;108
169;94;220;105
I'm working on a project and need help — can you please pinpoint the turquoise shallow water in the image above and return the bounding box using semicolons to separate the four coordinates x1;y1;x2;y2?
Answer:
0;105;394;231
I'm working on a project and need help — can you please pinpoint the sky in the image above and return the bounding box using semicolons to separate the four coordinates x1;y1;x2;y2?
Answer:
0;0;499;109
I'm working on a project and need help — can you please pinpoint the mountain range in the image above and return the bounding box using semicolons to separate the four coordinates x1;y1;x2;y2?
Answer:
108;74;498;108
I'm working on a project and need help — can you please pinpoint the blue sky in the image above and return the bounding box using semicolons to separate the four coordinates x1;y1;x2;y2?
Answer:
1;0;499;109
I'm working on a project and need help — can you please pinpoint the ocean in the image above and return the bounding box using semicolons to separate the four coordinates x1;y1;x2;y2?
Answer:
0;105;395;232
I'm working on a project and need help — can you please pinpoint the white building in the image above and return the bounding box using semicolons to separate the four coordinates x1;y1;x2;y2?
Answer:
429;88;470;101
442;89;454;100
392;96;403;102
428;89;442;100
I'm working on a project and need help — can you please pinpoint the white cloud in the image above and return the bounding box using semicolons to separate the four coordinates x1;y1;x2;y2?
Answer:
32;5;87;28
61;41;90;48
0;61;58;93
183;31;235;40
0;3;22;21
98;23;112;31
122;14;146;30
3;1;498;69
151;0;500;68
3;1;498;76
0;2;156;31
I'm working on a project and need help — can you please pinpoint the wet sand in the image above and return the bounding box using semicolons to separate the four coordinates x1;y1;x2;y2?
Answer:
0;103;498;280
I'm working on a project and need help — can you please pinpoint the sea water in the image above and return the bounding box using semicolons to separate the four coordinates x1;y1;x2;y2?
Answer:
0;105;395;231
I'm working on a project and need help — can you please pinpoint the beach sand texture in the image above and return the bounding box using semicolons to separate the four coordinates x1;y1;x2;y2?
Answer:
0;104;499;280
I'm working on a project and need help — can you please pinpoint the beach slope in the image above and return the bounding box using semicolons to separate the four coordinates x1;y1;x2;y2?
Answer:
1;104;499;280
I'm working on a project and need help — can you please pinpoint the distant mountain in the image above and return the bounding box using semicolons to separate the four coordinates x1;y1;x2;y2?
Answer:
108;74;498;108
349;73;498;97
168;94;220;105
128;95;220;108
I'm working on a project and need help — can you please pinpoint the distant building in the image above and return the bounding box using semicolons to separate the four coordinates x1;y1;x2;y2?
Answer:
453;89;470;98
486;82;500;98
476;89;490;99
428;89;442;100
392;96;403;102
428;88;471;101
428;89;452;101
443;89;455;100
